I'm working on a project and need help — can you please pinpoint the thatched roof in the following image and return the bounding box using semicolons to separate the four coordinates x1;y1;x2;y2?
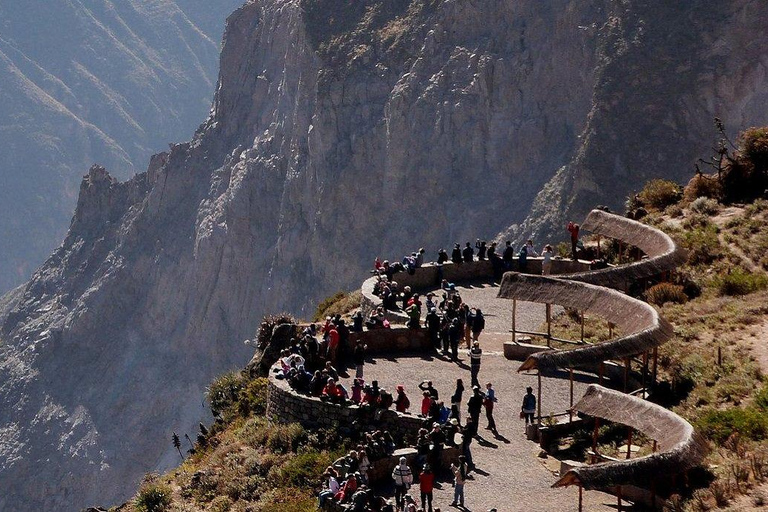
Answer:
497;273;673;371
564;209;687;290
552;385;708;490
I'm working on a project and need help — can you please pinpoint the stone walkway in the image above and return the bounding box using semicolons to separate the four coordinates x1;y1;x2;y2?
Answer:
356;351;619;512
345;294;625;511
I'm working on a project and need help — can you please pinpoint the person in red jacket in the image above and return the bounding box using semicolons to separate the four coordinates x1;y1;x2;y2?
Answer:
567;221;580;260
395;385;410;413
421;391;431;416
327;326;340;365
419;463;435;512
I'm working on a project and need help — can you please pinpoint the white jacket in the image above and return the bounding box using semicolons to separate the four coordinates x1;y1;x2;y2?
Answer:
392;464;413;486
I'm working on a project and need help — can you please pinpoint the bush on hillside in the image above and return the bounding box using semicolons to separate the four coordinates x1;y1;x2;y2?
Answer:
313;290;362;322
682;224;723;266
684;173;722;202
135;482;173;512
720;127;768;204
638;179;683;211
646;283;688;306
690;197;720;215
207;371;244;418
697;408;768;444
714;268;768;296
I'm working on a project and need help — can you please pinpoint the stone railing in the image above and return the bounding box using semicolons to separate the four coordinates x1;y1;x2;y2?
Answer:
361;258;590;322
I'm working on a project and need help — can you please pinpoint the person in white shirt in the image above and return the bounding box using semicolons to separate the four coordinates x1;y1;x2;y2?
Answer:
541;244;554;275
318;467;340;507
392;457;413;509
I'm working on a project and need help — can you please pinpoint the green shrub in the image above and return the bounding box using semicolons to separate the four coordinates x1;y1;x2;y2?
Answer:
697;408;768;444
238;377;268;417
646;282;688;306
741;127;768;171
207;371;244;418
273;449;337;488
313;290;362;322
690;197;720;216
135;482;173;512
638;179;683;210
682;224;723;266
715;268;768;296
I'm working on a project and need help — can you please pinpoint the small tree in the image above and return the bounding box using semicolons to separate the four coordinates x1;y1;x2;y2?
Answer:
171;432;182;460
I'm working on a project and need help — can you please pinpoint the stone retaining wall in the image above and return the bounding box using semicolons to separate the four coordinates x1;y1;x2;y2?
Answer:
350;328;431;354
267;365;426;443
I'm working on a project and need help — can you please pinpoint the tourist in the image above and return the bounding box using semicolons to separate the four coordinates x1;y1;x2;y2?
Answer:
451;243;463;264
418;380;439;400
467;386;484;427
337;319;350;369
416;247;425;268
461;418;476;470
428;396;441;425
518;243;528;273
475;239;487;260
444;417;460;447
421;391;432;417
404;494;418;512
448;318;462;360
471;308;485;343
327;324;340;366
353;341;367;378
429;423;445;469
425;292;438;312
351;379;364;403
522;386;537;425
469;342;482;387
350;484;370;511
525;239;538;257
567;221;580;260
437;248;449;264
487;241;497;259
425;308;441;350
462;242;474;262
438;400;450;424
502;241;515;269
416;428;430;470
325;361;339;381
419;463;435;512
459;303;471;349
450;379;464;412
395;385;411;413
392;457;413;510
541;244;554;275
357;448;371;484
318;466;340;508
406;302;421;330
484;382;497;432
450;455;468;508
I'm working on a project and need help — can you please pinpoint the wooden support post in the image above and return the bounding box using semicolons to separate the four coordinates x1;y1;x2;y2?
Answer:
512;299;517;344
617;486;623;512
580;311;585;343
618;241;623;264
624;358;630;393
653;439;657;453
591;418;600;464
608;322;613;339
642;351;648;399
599;362;604;385
546;303;552;348
578;484;583;512
537;371;542;425
717;345;722;366
569;368;574;422
652;347;658;389
596;235;601;259
626;428;633;459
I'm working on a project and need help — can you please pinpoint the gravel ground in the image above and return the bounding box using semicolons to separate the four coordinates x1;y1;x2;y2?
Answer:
350;352;620;512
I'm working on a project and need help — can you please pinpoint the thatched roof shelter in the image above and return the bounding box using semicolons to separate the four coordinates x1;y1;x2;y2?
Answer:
564;209;687;290
552;385;708;490
498;273;674;372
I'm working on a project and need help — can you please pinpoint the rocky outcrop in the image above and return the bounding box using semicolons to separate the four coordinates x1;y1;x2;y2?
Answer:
1;0;766;510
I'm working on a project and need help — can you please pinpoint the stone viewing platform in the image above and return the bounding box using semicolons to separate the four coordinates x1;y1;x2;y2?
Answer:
263;209;703;511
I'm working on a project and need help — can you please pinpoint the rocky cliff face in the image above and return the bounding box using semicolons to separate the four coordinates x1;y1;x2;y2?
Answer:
518;0;768;241
0;0;243;293
0;0;766;509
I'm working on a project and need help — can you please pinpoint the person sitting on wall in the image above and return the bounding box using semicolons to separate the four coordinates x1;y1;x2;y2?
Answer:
310;370;325;396
351;378;364;404
451;243;463;264
415;247;425;268
437;248;449;264
406;302;421;330
401;286;413;310
324;361;339;381
322;378;345;404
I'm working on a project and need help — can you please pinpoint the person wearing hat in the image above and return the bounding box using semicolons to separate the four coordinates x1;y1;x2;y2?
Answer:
429;423;445;470
469;341;482;387
318;466;339;508
462;242;474;262
444;417;460;447
419;463;435;512
467;386;484;428
451;243;463;264
392;456;413;510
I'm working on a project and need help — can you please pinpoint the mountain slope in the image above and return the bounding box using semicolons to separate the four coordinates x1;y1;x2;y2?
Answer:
0;0;242;293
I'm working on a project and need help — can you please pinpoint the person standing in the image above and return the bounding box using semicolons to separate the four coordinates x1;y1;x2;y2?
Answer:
522;386;537;426
460;304;471;349
518;244;528;273
462;242;474;263
450;455;468;508
392;457;413;510
567;222;580;260
450;379;465;413
419;464;435;512
461;417;476;470
469;342;482;387
425;308;441;350
471;308;485;343
525;239;538;257
449;318;462;361
395;385;410;413
476;239;487;260
502;241;515;269
353;340;367;378
467;386;483;428
541;244;554;275
451;243;463;264
484;382;497;432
